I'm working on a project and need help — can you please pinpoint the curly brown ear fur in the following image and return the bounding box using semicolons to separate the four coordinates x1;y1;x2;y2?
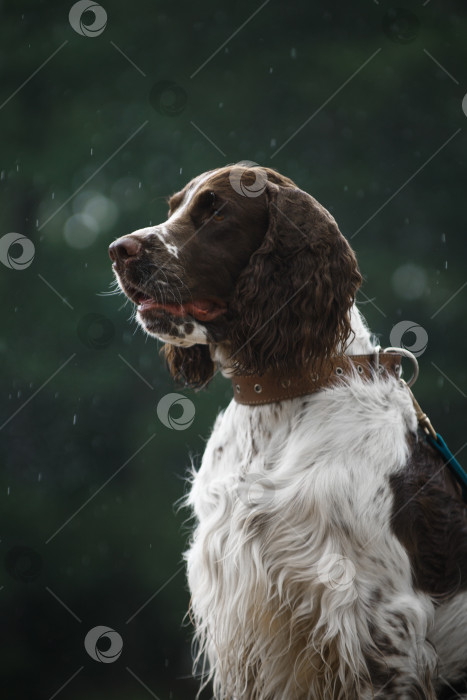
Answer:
162;344;214;389
228;183;362;375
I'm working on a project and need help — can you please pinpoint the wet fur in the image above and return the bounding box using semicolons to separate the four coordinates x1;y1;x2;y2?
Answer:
110;165;467;699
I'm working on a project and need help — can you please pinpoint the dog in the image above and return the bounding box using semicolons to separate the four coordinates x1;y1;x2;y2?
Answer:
110;165;467;699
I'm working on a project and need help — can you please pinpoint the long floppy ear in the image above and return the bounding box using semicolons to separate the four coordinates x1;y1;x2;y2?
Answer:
228;183;362;375
161;344;214;389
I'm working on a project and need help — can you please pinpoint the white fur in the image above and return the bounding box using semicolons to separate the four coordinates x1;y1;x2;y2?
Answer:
154;323;209;347
430;592;467;680
128;224;181;259
168;171;215;223
165;243;179;258
184;306;464;699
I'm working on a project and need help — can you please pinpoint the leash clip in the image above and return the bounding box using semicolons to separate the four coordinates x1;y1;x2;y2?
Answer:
383;346;419;387
401;378;437;439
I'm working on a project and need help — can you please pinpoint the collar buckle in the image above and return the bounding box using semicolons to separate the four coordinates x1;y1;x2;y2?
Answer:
383;346;419;387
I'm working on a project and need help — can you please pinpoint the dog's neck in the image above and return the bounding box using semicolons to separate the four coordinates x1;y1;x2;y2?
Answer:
211;304;376;377
345;305;377;355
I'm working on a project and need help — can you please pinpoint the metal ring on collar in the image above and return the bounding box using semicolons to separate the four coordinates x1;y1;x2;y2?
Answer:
383;347;419;387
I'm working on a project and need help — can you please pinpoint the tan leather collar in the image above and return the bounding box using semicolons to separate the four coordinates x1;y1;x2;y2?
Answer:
231;353;402;405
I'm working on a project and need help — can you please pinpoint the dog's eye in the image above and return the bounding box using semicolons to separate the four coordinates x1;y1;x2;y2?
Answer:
193;190;226;223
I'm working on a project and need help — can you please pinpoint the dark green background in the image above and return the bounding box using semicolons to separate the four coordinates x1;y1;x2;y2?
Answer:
1;0;466;698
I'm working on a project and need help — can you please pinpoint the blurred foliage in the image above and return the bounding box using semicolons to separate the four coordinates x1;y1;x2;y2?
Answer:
0;0;466;697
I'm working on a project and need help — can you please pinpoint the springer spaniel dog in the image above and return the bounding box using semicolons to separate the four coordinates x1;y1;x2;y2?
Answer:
109;165;467;699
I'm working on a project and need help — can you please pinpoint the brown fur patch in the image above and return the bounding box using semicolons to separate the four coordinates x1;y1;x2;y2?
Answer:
390;433;467;597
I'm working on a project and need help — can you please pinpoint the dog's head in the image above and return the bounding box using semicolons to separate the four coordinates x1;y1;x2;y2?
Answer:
110;165;361;387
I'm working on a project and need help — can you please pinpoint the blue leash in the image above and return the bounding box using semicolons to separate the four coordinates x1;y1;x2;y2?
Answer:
398;373;467;503
372;351;467;502
426;432;467;503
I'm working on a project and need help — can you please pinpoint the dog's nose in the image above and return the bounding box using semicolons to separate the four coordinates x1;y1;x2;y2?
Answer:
109;236;142;262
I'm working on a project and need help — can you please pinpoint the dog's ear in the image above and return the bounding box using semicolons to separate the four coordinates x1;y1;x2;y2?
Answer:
228;183;362;375
162;344;214;389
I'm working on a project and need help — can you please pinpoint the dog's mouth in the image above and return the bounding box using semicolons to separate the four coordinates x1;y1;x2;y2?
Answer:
122;283;227;322
138;295;227;322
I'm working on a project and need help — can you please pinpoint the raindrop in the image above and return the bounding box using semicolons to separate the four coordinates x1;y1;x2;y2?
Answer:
111;177;144;211
269;67;273;73
445;261;448;269
270;138;277;147
179;168;183;175
138;181;142;189
1;170;5;180
51;192;55;200
73;414;78;425
38;473;42;482
90;147;93;156
441;233;446;243
290;47;297;59
219;102;224;108
7;487;10;496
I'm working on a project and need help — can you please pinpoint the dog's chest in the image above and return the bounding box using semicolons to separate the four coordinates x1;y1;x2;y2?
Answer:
184;379;431;700
188;378;417;540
